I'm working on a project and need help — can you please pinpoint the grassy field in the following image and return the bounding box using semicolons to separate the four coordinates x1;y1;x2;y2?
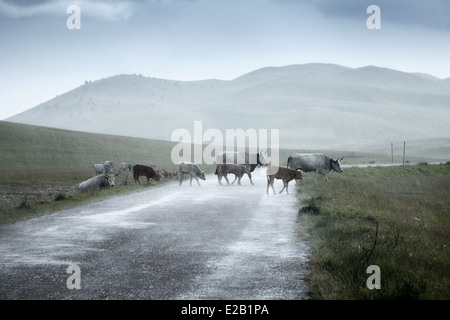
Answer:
0;121;187;225
297;163;450;299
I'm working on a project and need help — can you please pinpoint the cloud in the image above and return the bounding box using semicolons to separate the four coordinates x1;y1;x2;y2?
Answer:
299;0;450;31
0;0;137;21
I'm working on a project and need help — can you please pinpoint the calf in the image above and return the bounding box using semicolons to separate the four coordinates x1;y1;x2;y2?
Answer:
133;164;161;184
177;161;206;186
119;162;133;183
217;163;253;185
266;166;303;195
155;169;174;181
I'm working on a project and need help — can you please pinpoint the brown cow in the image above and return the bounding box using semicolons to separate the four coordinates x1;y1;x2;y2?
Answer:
266;166;303;195
133;164;161;184
155;169;174;181
217;163;253;185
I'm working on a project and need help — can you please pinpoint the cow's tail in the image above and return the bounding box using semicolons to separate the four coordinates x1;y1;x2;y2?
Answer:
287;156;291;168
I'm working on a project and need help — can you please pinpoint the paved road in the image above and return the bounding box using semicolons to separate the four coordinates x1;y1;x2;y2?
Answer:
0;167;309;300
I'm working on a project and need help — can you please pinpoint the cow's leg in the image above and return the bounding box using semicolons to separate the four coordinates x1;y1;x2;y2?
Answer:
230;173;238;185
279;180;287;194
178;172;183;186
267;176;276;195
247;172;254;185
283;180;290;194
224;173;231;185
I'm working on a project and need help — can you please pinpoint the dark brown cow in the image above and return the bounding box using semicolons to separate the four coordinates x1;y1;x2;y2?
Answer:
266;166;303;195
133;164;161;184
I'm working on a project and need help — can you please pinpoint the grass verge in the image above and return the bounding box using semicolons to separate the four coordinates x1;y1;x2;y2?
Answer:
297;163;450;300
0;180;163;226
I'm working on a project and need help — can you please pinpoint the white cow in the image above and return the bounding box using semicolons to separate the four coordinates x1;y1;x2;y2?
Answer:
76;173;119;193
93;161;114;175
287;153;343;181
119;162;133;183
177;161;206;186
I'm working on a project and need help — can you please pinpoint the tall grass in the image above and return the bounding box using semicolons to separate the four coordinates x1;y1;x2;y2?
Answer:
297;164;450;299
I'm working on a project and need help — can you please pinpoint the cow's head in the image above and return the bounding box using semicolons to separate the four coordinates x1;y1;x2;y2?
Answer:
198;170;206;181
331;157;344;173
105;172;120;187
258;149;268;166
295;170;303;181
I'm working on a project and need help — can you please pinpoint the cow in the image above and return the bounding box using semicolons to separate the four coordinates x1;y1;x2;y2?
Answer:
215;150;267;184
118;162;133;184
93;161;114;175
155;169;174;181
217;163;253;186
287;153;343;181
76;173;119;193
133;164;161;184
266;166;303;195
119;162;133;173
177;161;206;186
104;160;114;170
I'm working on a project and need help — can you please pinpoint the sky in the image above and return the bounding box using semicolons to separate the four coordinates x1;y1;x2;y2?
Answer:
1;0;450;120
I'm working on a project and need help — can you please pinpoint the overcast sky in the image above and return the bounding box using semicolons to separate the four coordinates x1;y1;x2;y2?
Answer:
1;0;450;120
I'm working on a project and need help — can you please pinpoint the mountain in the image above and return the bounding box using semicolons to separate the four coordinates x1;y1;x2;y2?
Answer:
6;63;450;151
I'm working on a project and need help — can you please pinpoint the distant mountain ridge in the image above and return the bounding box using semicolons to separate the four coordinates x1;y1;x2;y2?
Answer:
6;63;450;150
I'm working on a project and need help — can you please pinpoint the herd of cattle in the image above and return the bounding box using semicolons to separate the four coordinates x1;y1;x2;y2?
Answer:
76;152;344;195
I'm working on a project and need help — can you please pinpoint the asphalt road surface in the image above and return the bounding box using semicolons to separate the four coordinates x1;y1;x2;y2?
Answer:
0;167;309;300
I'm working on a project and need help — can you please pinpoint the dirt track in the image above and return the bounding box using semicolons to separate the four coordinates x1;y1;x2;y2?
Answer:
0;167;310;300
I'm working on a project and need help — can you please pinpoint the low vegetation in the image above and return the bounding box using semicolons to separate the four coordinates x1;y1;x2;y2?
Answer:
297;163;450;299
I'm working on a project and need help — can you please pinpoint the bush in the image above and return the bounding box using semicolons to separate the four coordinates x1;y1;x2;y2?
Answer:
299;196;323;215
54;193;68;201
17;196;32;210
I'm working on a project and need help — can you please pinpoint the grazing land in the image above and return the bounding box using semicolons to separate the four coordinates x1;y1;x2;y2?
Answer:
297;164;450;299
0;121;183;225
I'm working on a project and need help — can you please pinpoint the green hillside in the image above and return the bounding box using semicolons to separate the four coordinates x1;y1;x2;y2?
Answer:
0;120;180;182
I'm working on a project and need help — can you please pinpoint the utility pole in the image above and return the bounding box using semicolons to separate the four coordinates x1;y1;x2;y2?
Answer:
403;141;406;165
391;143;394;163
